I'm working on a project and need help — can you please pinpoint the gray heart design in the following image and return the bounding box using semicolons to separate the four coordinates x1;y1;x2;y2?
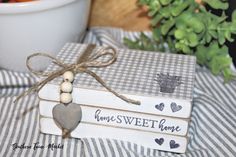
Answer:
169;140;180;149
170;102;182;112
155;103;164;111
52;103;82;131
155;138;164;145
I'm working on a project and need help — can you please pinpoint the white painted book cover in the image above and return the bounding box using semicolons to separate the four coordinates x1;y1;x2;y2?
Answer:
40;117;188;153
39;100;189;136
38;43;196;118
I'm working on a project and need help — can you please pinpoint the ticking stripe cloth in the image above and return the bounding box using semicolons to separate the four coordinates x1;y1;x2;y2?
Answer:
1;27;236;157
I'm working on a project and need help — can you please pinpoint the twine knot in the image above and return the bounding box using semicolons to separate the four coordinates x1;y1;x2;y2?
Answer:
14;44;140;105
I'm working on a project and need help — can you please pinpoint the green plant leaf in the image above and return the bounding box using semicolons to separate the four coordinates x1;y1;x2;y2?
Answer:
160;0;172;5
202;0;229;10
214;11;227;24
176;11;193;27
232;10;236;23
148;0;161;16
161;19;175;35
222;68;235;83
224;30;234;42
152;28;162;41
209;30;218;39
205;32;212;43
188;17;205;33
217;28;226;45
182;44;192;54
171;1;190;17
209;57;221;75
217;56;232;68
148;9;158;17
174;29;185;39
196;45;207;65
209;55;232;75
159;6;171;18
151;14;163;26
187;32;199;47
123;37;140;50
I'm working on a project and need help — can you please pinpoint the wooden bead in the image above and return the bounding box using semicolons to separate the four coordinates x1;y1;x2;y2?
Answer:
60;82;73;93
63;71;74;82
60;93;72;104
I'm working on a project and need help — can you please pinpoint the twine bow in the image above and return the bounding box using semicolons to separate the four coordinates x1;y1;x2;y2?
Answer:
14;44;140;105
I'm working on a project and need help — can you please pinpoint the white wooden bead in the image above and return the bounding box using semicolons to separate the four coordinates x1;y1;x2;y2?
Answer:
60;93;72;104
60;82;73;93
63;71;74;82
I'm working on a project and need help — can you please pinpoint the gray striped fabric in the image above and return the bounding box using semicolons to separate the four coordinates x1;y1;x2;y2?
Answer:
0;27;236;157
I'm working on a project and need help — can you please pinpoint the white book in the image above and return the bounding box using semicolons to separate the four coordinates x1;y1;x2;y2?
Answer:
39;100;189;136
38;43;196;118
40;117;188;153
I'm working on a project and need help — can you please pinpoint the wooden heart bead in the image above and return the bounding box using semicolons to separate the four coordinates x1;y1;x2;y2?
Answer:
60;81;73;93
63;71;74;82
53;103;82;132
60;93;72;104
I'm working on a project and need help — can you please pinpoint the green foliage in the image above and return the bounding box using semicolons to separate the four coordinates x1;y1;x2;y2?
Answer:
124;0;236;82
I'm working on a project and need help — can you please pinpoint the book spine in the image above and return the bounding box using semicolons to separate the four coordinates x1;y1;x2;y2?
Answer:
40;117;188;153
39;100;189;136
39;84;192;118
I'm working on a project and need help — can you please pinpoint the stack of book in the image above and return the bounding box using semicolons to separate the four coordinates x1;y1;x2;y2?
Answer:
38;43;196;153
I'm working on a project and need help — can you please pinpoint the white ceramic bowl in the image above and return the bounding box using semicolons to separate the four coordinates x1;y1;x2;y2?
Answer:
0;0;91;72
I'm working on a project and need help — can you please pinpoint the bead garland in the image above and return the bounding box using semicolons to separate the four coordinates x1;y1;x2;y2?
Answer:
53;70;82;138
60;71;74;104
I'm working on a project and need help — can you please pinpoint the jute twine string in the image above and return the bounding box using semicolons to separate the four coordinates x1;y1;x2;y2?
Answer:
14;44;140;105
